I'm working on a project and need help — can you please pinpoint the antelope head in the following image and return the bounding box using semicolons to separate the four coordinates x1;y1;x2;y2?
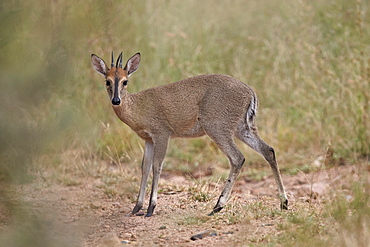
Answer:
91;52;141;106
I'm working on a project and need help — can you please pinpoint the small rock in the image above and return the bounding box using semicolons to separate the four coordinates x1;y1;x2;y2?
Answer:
159;225;166;230
190;230;217;241
156;210;163;215
135;211;145;216
259;223;274;227
313;156;324;168
346;195;353;202
99;232;121;247
90;202;102;209
130;233;137;240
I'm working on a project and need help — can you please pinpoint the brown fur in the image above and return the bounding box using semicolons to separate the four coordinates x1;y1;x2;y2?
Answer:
91;53;288;217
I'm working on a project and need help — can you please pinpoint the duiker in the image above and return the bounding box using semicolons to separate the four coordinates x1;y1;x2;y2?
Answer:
91;52;288;217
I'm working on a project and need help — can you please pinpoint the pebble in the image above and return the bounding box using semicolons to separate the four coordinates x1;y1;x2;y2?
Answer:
90;202;102;209
190;230;217;241
99;232;121;247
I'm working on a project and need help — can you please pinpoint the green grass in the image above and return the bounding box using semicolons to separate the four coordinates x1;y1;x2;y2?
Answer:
2;0;368;174
0;0;369;246
271;179;370;247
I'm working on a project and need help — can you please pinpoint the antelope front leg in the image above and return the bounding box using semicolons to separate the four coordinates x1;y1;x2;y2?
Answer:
132;140;154;215
145;136;169;217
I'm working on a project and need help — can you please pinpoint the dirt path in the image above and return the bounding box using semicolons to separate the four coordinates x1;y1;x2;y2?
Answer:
1;164;366;246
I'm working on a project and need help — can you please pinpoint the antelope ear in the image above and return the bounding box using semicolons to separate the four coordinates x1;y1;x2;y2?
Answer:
124;52;141;77
91;54;109;76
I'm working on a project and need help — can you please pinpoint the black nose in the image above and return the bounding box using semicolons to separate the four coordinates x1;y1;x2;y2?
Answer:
112;98;121;105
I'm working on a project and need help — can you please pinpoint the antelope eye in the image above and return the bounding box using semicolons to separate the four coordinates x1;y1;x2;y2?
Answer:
123;80;128;86
105;80;111;86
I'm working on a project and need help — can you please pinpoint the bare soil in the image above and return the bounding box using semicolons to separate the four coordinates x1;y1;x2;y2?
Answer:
1;164;367;246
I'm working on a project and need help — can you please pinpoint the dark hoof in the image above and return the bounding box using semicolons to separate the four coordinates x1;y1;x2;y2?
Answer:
145;204;156;217
208;206;223;216
281;199;288;210
144;212;153;217
131;204;143;215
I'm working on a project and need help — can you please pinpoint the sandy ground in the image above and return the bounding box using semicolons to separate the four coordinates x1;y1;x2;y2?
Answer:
1;163;368;246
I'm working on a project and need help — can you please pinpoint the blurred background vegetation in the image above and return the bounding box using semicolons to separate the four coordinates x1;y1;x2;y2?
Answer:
0;0;369;246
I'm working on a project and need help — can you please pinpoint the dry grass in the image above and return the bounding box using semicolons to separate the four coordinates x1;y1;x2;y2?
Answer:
0;0;369;246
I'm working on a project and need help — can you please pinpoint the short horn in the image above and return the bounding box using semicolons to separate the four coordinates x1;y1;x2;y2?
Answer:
116;52;123;68
111;51;114;67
